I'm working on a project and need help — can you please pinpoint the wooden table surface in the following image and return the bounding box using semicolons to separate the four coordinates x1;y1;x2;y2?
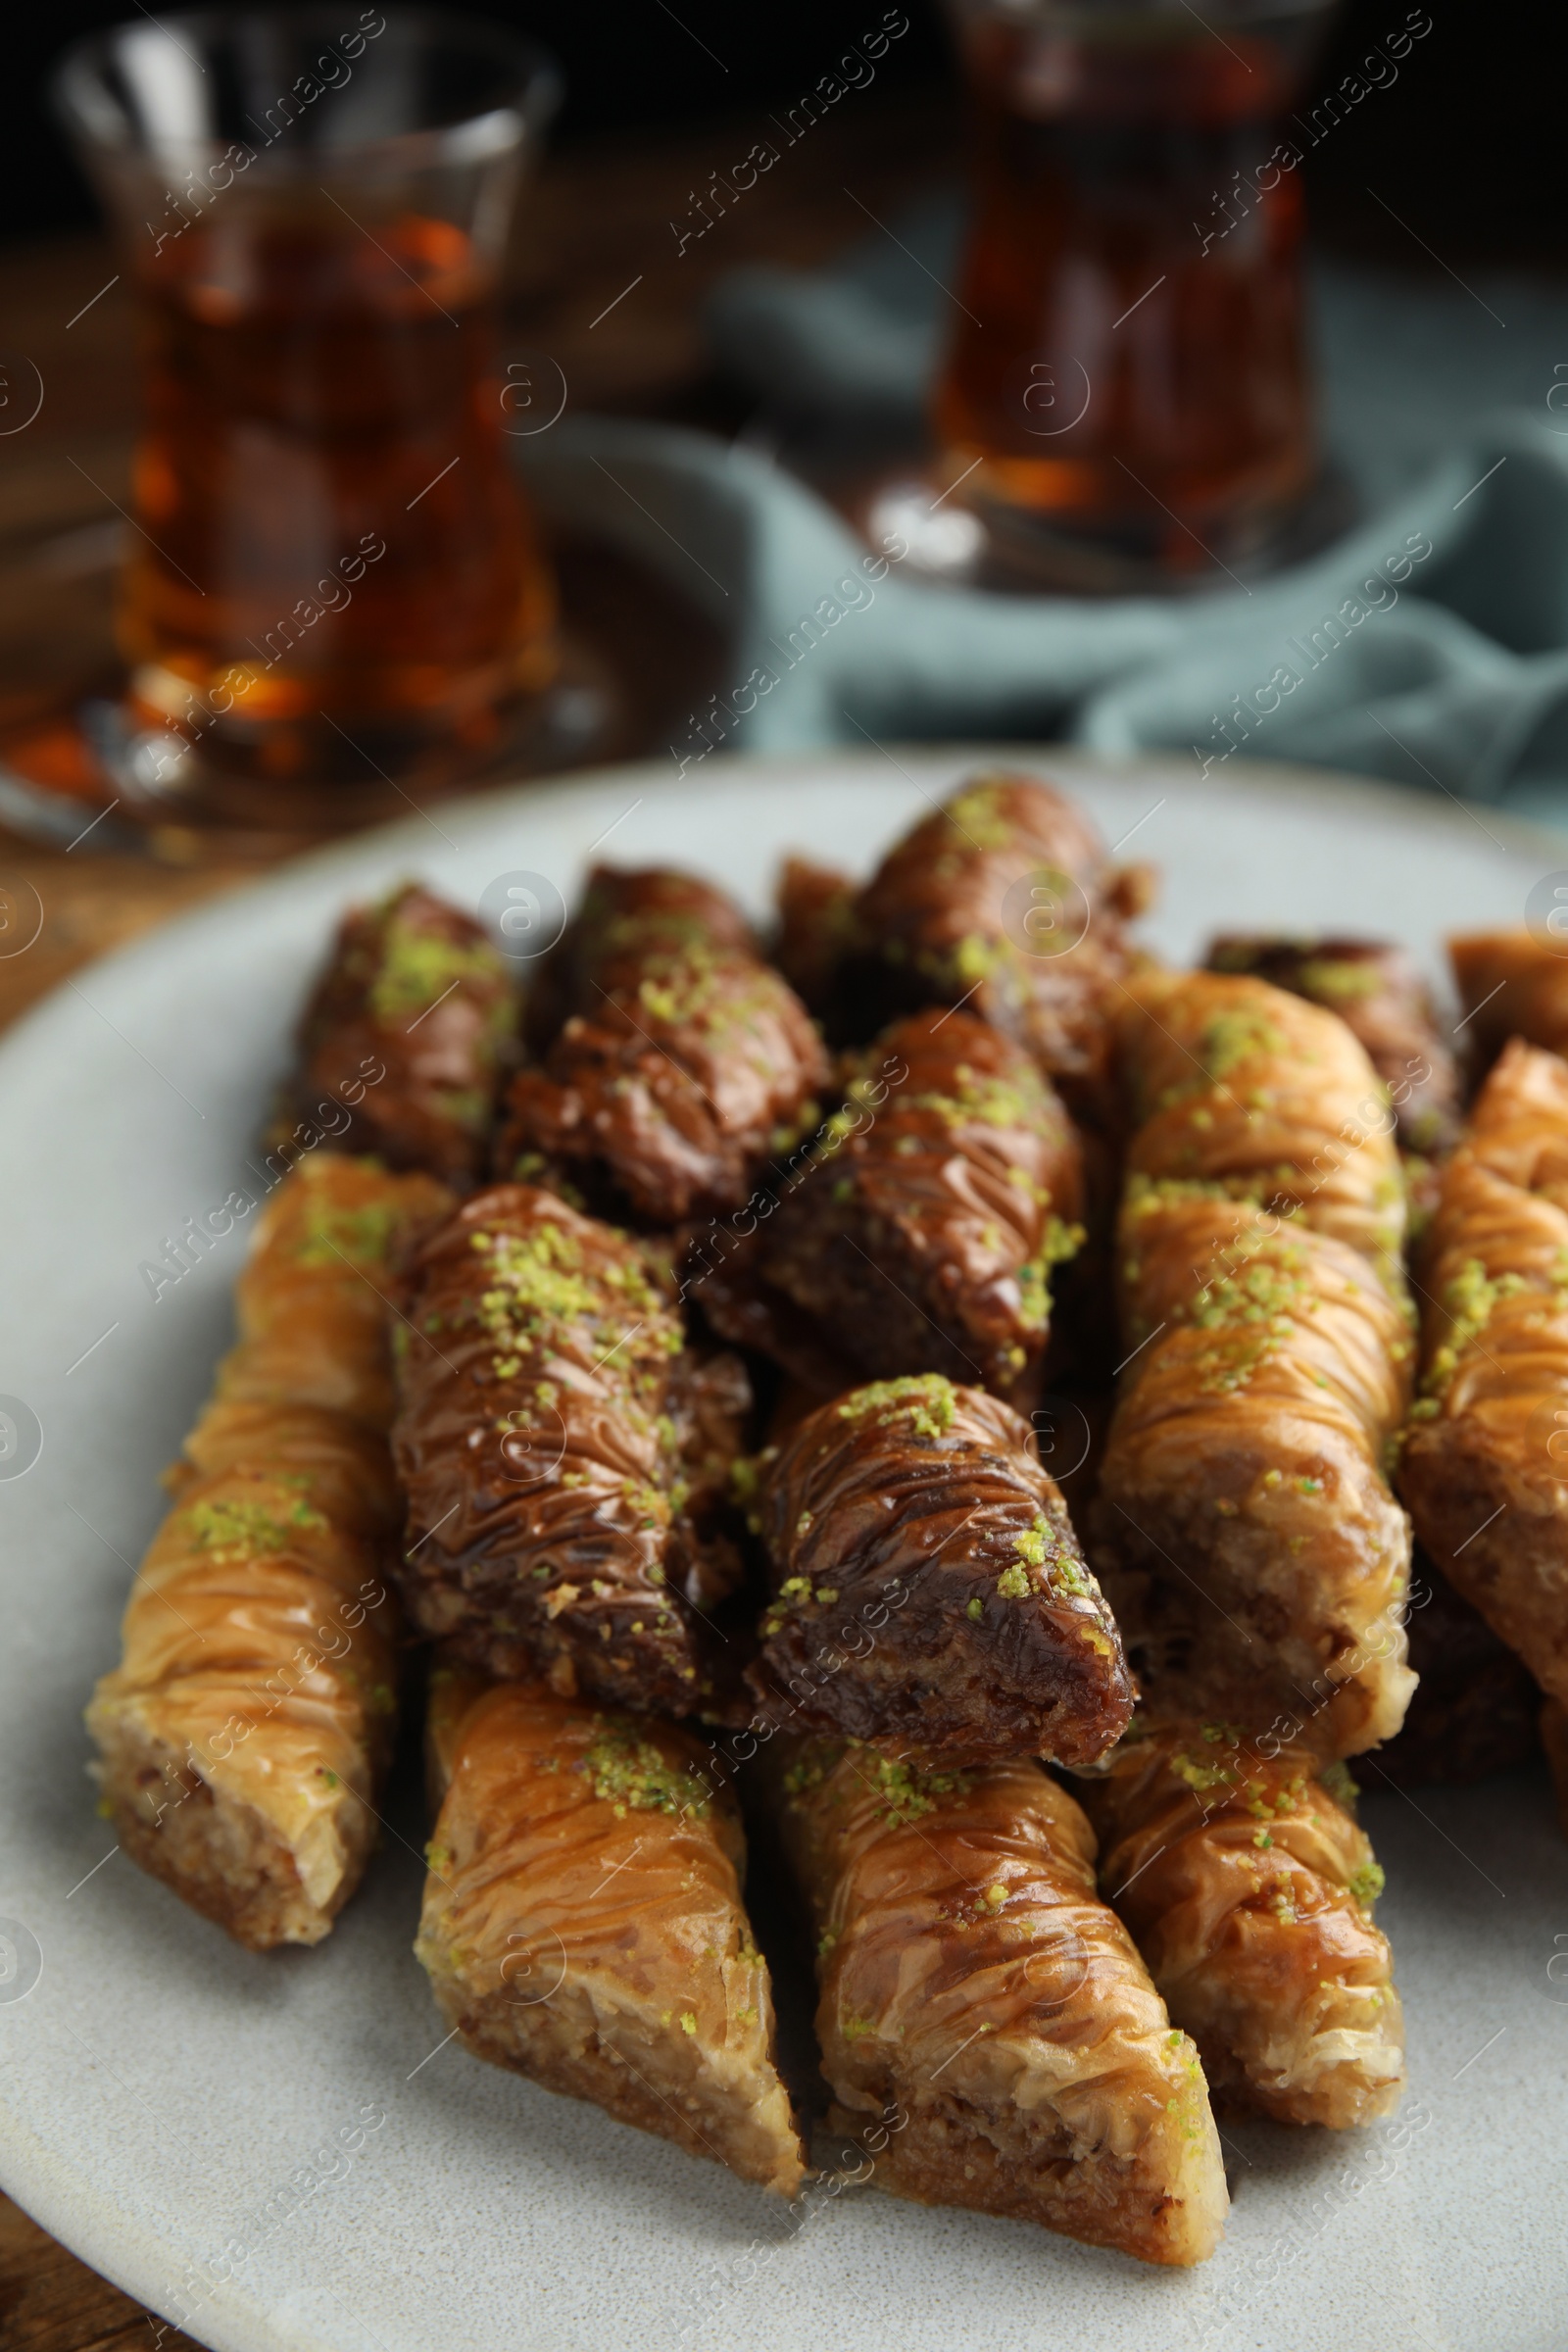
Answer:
0;82;955;2352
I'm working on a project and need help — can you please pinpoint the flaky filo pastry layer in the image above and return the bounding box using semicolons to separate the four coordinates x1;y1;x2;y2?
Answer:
87;1154;452;1948
748;1375;1132;1767
416;1666;805;2195
1398;1038;1568;1704
703;1006;1085;1402
1076;1724;1404;2129
274;880;517;1187
831;772;1151;1131
762;1739;1228;2267
1448;928;1568;1071
392;1183;748;1715
495;864;828;1226
1093;972;1417;1758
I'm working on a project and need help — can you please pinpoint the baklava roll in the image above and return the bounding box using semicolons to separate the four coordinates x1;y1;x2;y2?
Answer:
746;1374;1131;1765
494;865;828;1224
1205;934;1462;1163
88;1154;452;1948
1397;1038;1568;1704
764;1738;1227;2265
773;855;856;1020
702;1008;1083;1400
1449;928;1568;1070
1379;1553;1541;1787
1094;971;1417;1758
832;771;1152;1124
1118;969;1411;1281
1078;1725;1404;2129
417;1666;805;2194
393;1182;748;1712
277;881;515;1185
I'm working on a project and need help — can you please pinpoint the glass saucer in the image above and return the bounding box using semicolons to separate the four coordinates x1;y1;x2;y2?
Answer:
758;411;1357;598
0;516;620;864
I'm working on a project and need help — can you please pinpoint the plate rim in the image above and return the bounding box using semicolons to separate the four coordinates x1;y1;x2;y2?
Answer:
0;744;1560;1094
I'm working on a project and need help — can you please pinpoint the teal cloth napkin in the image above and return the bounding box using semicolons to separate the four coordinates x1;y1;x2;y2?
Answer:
520;203;1568;821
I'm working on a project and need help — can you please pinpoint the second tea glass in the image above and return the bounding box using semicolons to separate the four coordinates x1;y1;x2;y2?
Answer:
934;0;1340;577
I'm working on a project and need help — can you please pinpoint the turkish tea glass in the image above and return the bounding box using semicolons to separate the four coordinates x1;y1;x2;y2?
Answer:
934;0;1340;578
55;7;561;816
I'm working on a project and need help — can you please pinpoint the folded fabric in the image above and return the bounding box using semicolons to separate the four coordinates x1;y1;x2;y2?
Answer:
519;201;1568;822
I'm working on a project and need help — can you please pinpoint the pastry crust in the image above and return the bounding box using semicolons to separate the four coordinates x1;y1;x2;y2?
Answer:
1077;1726;1404;2128
1093;972;1416;1757
1117;969;1410;1282
1397;1037;1568;1703
392;1183;747;1710
772;856;856;1019
764;1738;1227;2265
699;1008;1083;1399
416;1670;805;2195
832;771;1150;1126
1205;934;1461;1161
1381;1554;1541;1786
88;1155;452;1947
495;865;828;1225
276;882;515;1186
748;1375;1132;1766
1449;928;1568;1070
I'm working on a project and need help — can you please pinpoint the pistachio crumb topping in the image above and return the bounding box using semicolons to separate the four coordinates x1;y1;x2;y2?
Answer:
186;1494;326;1556
863;1752;972;1827
1296;956;1384;1004
943;782;1013;849
368;906;505;1025
1170;1750;1238;1794
468;1212;678;1385
836;1373;958;1444
294;1196;401;1267
729;1455;759;1503
1017;1216;1086;1334
1198;1007;1288;1081
579;1721;710;1818
1422;1258;1528;1397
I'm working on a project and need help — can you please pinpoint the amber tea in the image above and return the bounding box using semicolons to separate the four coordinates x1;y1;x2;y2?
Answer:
123;207;556;777
935;0;1336;567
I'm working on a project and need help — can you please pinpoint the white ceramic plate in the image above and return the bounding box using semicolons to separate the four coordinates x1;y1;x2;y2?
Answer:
1;747;1565;2352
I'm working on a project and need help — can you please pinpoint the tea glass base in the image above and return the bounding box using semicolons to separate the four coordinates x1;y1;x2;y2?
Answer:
0;503;732;863
864;462;1357;597
0;662;613;864
766;409;1356;599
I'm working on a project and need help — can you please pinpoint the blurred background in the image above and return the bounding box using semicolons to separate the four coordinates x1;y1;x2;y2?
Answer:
5;0;1565;265
0;0;1562;1074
